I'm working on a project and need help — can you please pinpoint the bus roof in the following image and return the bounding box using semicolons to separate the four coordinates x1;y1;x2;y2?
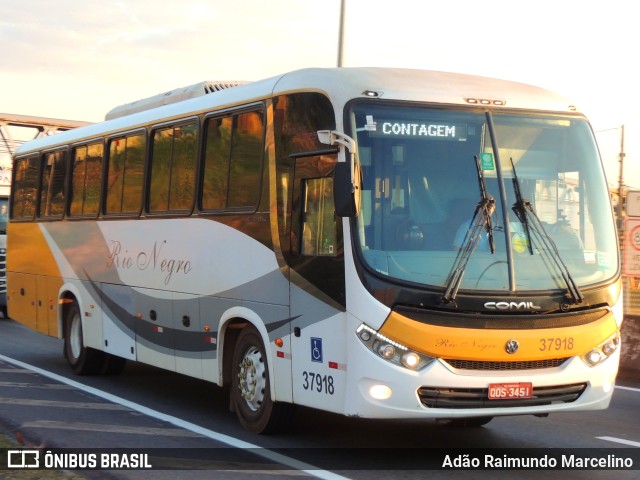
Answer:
104;80;248;120
15;67;579;155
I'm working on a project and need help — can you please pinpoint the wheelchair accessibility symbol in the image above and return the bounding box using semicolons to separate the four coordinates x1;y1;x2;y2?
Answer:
310;337;323;363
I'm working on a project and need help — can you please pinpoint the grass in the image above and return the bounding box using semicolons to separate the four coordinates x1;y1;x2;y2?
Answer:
0;430;85;480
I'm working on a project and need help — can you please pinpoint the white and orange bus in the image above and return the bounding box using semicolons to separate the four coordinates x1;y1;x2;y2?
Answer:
8;68;622;433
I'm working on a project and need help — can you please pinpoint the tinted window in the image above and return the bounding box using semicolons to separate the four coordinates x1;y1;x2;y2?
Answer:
106;132;145;215
228;111;263;208
70;142;103;217
202;110;264;211
40;150;67;218
273;93;336;251
149;122;197;212
11;156;39;219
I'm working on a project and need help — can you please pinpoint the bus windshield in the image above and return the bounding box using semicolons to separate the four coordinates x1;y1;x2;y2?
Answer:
350;103;618;293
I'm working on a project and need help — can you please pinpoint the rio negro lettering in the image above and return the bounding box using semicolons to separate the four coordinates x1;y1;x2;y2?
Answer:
107;240;193;285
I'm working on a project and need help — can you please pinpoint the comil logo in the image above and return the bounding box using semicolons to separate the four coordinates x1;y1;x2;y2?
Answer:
7;449;40;468
484;301;541;311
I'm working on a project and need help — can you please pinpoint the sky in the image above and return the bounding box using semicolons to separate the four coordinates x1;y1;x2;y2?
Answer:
0;0;637;189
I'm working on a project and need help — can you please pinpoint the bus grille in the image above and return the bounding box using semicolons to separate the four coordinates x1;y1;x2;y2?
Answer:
418;383;587;409
443;358;569;371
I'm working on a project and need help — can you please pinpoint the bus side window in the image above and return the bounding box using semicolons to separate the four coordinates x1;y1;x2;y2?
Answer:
149;122;197;213
227;111;263;209
202;116;232;210
70;142;103;217
40;149;67;219
300;177;337;256
11;155;39;220
106;132;145;215
201;110;264;212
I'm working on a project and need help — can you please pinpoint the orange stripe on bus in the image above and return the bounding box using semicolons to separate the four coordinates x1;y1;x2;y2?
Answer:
378;310;618;362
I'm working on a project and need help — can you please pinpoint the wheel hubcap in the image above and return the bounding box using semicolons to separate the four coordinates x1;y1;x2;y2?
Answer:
237;346;266;411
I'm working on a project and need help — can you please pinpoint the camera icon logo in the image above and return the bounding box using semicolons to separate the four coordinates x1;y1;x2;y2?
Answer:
7;450;40;469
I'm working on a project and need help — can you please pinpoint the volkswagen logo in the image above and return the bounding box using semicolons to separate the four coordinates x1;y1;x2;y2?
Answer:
505;340;519;354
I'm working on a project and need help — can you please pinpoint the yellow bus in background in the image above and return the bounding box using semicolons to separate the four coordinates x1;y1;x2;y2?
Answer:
8;68;622;433
0;171;9;318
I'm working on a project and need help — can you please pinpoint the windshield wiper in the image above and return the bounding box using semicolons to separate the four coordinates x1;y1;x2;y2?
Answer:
510;159;534;256
510;159;584;305
442;155;496;304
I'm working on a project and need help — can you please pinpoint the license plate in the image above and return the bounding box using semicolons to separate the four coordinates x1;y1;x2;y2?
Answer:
488;382;533;400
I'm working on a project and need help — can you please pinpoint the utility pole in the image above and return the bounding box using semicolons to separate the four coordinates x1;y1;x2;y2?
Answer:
337;0;346;67
617;124;625;231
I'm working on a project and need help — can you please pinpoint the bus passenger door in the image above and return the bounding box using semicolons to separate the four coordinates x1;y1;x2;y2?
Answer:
289;155;347;412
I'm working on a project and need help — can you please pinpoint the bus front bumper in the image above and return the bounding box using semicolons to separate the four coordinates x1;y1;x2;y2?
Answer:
343;348;619;420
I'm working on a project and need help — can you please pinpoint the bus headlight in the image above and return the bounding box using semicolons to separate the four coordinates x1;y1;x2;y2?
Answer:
357;324;434;371
581;331;621;367
377;343;396;359
401;352;421;369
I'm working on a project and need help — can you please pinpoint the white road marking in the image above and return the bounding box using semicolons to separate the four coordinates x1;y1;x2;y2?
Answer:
0;353;350;480
21;420;203;437
615;385;640;393
0;397;128;410
599;386;640;447
0;381;73;389
596;436;640;448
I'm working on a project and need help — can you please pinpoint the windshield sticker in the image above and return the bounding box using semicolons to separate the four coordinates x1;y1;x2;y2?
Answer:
481;153;495;171
365;115;377;131
583;250;597;264
367;119;467;141
511;232;529;253
597;251;613;268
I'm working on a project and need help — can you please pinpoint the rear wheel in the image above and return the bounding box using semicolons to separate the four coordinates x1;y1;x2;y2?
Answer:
230;325;294;434
63;302;106;375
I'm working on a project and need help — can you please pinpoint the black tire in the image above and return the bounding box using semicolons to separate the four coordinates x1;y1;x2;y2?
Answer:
101;353;127;375
63;302;106;375
230;325;295;434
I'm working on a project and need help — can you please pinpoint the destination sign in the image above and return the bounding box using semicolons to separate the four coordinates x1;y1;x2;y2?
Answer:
365;118;467;141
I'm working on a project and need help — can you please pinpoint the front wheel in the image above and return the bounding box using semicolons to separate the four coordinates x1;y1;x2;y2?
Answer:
230;325;295;434
63;302;105;375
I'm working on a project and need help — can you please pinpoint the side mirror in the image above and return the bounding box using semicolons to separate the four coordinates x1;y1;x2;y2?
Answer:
334;161;360;217
317;130;360;218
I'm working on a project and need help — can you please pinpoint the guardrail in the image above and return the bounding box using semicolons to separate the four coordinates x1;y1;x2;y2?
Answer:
620;315;640;382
